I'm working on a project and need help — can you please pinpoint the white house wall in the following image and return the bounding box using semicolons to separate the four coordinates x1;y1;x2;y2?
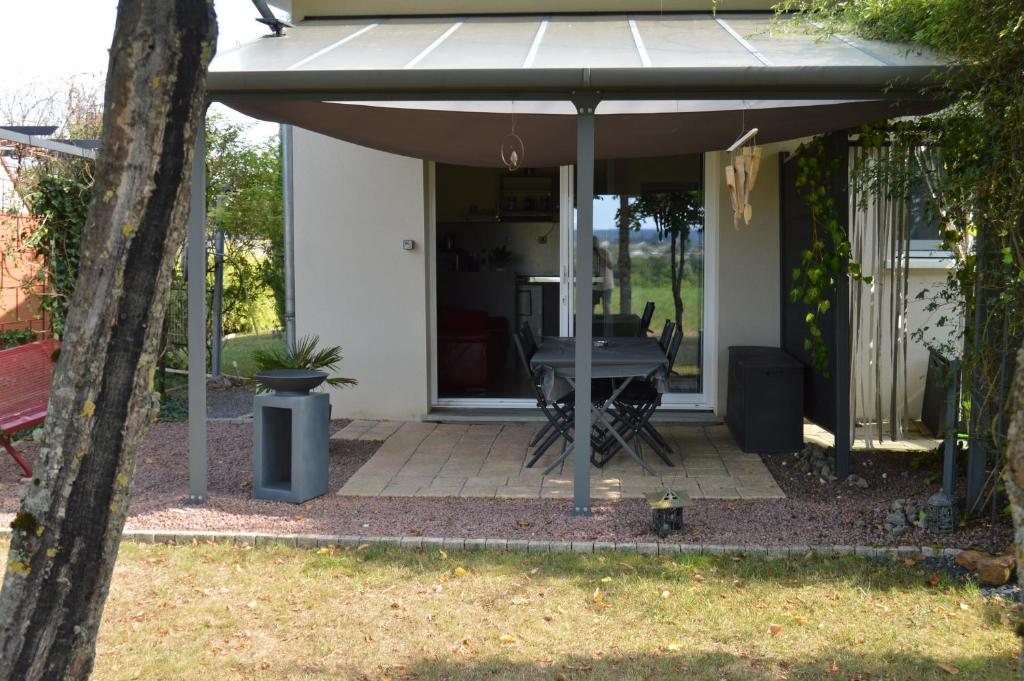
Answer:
293;128;430;419
711;146;785;414
293;130;943;425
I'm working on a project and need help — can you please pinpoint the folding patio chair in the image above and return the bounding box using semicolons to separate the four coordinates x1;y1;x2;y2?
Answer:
595;329;683;468
515;331;576;469
513;323;553;449
658;319;676;351
639;301;655;336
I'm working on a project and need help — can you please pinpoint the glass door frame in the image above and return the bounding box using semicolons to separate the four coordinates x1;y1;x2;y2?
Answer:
428;156;718;411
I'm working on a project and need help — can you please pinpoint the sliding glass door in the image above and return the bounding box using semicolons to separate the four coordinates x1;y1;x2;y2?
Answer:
432;154;714;409
570;154;712;407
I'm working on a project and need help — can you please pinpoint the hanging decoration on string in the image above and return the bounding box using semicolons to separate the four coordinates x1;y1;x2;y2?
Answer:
724;126;762;229
500;112;525;171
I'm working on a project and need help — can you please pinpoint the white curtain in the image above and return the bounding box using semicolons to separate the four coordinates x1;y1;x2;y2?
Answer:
848;146;911;446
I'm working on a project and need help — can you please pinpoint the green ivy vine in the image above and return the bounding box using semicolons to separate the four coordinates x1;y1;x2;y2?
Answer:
24;160;93;337
790;136;871;376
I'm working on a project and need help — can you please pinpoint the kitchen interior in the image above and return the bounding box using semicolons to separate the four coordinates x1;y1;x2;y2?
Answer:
435;163;561;399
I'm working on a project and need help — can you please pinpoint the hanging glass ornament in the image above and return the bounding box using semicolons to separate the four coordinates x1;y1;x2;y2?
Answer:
500;114;525;171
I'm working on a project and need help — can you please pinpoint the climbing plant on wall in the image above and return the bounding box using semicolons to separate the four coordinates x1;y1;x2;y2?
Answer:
24;159;92;337
788;136;872;375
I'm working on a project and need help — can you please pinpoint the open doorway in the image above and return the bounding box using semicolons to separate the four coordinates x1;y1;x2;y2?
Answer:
434;163;560;400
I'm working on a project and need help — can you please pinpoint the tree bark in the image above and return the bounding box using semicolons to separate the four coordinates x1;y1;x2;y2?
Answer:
669;232;685;331
0;3;216;679
617;195;631;315
1006;350;1024;680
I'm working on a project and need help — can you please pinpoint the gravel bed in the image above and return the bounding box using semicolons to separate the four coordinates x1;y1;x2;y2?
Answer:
206;384;257;419
0;423;1012;550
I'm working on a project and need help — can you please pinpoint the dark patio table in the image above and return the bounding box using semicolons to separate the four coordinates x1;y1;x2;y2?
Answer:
530;336;669;475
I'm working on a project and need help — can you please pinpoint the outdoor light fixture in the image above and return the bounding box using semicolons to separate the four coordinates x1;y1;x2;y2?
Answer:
646;488;692;538
925;490;958;534
725;127;761;229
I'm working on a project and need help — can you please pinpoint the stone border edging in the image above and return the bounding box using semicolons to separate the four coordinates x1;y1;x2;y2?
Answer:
0;528;960;559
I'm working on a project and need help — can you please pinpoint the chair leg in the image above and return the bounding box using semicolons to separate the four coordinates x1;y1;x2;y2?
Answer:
526;428;562;468
529;421;552;447
0;434;32;478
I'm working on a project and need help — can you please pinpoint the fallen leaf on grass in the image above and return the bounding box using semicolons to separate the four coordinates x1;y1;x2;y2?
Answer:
499;634;516;644
661;590;671;599
438;549;448;560
826;660;840;674
733;578;746;588
693;574;705;582
356;543;370;551
937;662;960;675
453;566;467;577
600;576;613;583
769;624;783;637
959;602;970;611
666;642;684;652
793;615;809;625
927;572;941;587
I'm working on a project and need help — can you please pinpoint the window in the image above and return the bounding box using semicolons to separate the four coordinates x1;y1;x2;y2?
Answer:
909;178;943;252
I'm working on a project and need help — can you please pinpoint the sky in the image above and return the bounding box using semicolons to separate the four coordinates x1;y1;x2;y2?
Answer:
4;0;281;139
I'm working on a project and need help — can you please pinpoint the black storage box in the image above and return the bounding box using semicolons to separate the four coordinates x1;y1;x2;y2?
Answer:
726;346;804;453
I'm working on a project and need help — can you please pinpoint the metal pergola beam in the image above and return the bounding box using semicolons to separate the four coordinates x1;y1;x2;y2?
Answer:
208;65;956;102
0;127;98;160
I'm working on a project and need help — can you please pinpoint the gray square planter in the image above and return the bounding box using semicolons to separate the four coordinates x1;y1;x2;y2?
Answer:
253;392;330;503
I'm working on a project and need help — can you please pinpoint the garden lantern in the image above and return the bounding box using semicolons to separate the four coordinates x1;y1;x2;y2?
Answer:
646;488;692;537
925;491;958;534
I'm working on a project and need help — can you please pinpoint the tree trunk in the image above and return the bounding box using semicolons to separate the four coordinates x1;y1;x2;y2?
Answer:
669;233;684;331
617;195;631;315
0;3;216;679
1005;349;1024;680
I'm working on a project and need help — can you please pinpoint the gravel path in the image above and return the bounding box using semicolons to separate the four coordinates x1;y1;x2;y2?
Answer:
0;423;1011;551
206;385;256;419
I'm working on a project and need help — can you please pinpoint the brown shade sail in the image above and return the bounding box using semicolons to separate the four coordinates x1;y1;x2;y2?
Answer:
224;97;941;167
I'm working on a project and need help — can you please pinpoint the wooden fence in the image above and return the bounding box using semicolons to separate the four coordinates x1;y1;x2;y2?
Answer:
0;215;51;338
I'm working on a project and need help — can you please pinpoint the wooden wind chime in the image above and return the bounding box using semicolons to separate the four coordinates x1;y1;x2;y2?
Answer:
724;127;762;228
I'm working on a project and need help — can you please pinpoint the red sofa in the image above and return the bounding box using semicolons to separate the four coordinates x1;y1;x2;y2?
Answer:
438;307;508;393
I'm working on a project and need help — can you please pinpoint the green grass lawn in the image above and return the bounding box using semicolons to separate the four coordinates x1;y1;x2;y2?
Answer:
38;542;1019;680
221;332;286;379
609;284;703;337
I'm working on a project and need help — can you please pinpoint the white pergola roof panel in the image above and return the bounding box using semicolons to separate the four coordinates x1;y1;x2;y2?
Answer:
211;12;945;74
529;16;643;69
414;17;543;69
723;16;878;66
635;16;761;68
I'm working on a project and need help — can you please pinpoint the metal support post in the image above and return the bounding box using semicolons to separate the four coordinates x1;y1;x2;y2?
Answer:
281;123;297;352
572;96;598;516
187;120;208;504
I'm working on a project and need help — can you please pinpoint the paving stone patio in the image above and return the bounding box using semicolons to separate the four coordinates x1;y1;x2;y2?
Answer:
334;420;785;500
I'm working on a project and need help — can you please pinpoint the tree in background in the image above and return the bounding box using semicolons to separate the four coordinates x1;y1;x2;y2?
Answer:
205;114;284;333
0;2;216;677
626;190;703;331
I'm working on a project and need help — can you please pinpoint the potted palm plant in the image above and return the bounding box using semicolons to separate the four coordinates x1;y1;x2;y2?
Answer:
252;335;357;395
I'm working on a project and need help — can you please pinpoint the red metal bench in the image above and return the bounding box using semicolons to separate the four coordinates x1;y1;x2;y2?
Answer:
0;339;59;478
